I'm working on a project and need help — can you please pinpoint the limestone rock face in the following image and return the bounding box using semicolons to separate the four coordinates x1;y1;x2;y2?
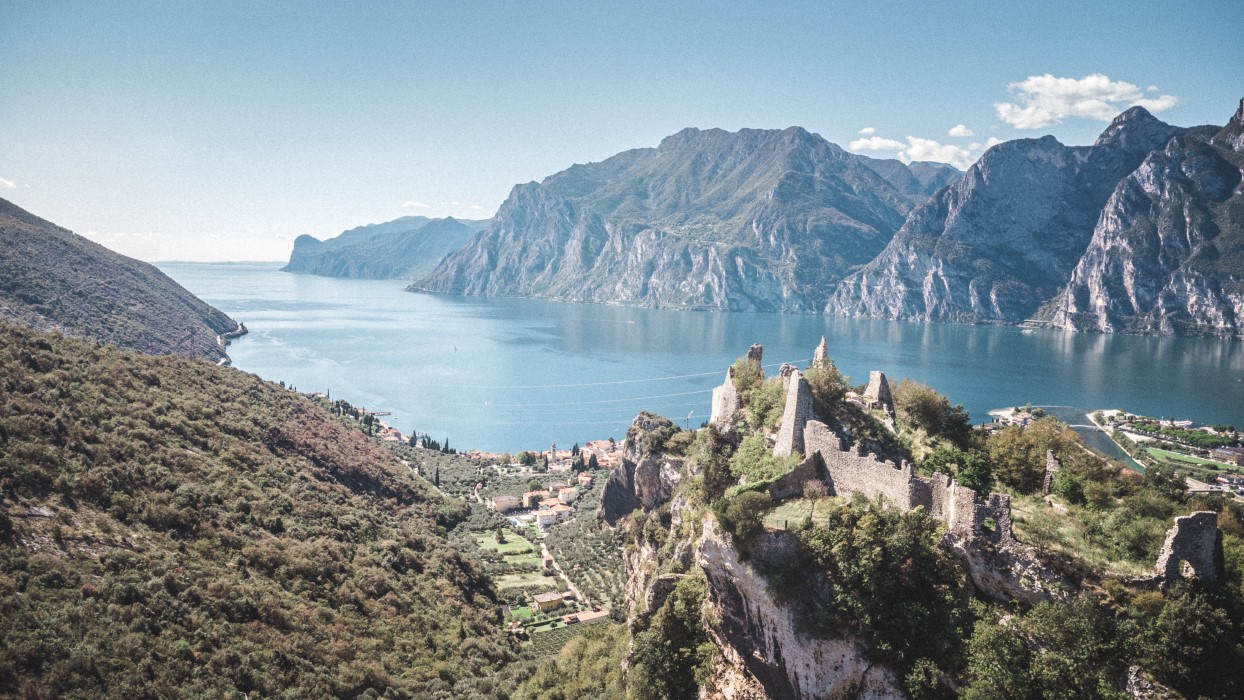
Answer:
599;414;684;526
697;517;904;699
415;127;928;311
1046;105;1244;338
828;108;1184;325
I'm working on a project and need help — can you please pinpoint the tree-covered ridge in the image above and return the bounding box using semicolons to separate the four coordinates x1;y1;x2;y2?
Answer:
0;198;239;362
0;324;516;699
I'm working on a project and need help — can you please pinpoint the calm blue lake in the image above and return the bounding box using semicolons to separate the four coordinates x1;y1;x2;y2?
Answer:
159;262;1244;453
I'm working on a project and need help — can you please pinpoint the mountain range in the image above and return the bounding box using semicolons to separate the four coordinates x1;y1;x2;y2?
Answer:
0;198;241;361
412;127;956;311
282;216;490;280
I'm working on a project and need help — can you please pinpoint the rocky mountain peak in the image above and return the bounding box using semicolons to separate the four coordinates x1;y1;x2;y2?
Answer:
1093;105;1178;152
1212;96;1244;153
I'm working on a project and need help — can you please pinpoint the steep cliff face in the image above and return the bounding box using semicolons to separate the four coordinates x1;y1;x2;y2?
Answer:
415;127;928;311
600;414;685;526
0;198;239;362
827;108;1185;324
282;216;485;279
695;520;904;700
1046;100;1244;338
611;415;904;699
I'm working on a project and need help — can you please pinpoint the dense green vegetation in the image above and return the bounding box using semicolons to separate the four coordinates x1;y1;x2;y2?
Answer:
0;324;516;699
759;496;967;682
1129;420;1238;449
628;572;714;700
511;624;628;699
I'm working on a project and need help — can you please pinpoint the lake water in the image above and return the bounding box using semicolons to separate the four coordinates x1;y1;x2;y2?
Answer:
159;262;1244;453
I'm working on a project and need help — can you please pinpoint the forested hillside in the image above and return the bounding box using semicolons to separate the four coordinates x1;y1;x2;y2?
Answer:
0;324;515;699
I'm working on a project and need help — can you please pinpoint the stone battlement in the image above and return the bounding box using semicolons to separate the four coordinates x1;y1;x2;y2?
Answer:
709;338;1014;541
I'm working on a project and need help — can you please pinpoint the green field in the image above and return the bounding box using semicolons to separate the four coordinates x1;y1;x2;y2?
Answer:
526;617;607;656
504;550;543;568
495;571;555;590
506;605;534;621
763;497;831;529
475;531;535;554
1145;447;1238;471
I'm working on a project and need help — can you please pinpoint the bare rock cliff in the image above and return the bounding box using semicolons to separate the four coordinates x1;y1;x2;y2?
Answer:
827;108;1184;325
695;518;905;700
600;414;685;526
1045;99;1244;338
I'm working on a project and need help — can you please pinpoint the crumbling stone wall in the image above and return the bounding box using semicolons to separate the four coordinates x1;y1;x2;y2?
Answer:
772;369;812;458
1152;511;1223;585
740;342;1018;543
1043;450;1061;495
803;420;915;509
766;453;824;501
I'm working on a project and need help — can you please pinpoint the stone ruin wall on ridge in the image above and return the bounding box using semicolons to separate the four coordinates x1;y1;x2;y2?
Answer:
708;342;1015;543
709;341;1221;568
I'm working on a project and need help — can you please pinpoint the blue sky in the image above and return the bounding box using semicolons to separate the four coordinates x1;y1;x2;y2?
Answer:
1;0;1241;261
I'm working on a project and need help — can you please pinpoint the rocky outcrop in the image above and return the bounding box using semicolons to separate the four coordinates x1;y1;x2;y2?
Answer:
828;107;1186;325
0;198;240;362
696;518;904;700
416;127;926;311
600;414;684;526
283;216;485;280
1046;99;1244;338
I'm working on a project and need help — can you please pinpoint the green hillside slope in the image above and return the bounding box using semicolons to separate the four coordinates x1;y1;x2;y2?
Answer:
0;324;514;699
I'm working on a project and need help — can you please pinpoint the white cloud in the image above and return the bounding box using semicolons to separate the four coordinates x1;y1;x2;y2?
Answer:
402;200;429;208
995;73;1178;129
899;137;977;169
848;132;983;169
948;124;974;137
848;136;905;151
858;126;876;135
469;204;484;210
0;178;15;189
968;137;1004;152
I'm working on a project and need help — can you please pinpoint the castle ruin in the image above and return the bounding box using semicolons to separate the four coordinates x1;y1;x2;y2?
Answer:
710;343;1012;543
708;342;1225;573
862;371;895;417
1149;511;1223;586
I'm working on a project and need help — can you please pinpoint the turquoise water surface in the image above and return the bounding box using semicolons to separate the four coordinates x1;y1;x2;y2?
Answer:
159;262;1244;453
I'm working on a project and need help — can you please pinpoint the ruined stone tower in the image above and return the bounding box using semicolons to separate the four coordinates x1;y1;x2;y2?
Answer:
1151;511;1223;585
812;336;830;369
773;368;813;458
1042;450;1061;495
862;371;895;416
